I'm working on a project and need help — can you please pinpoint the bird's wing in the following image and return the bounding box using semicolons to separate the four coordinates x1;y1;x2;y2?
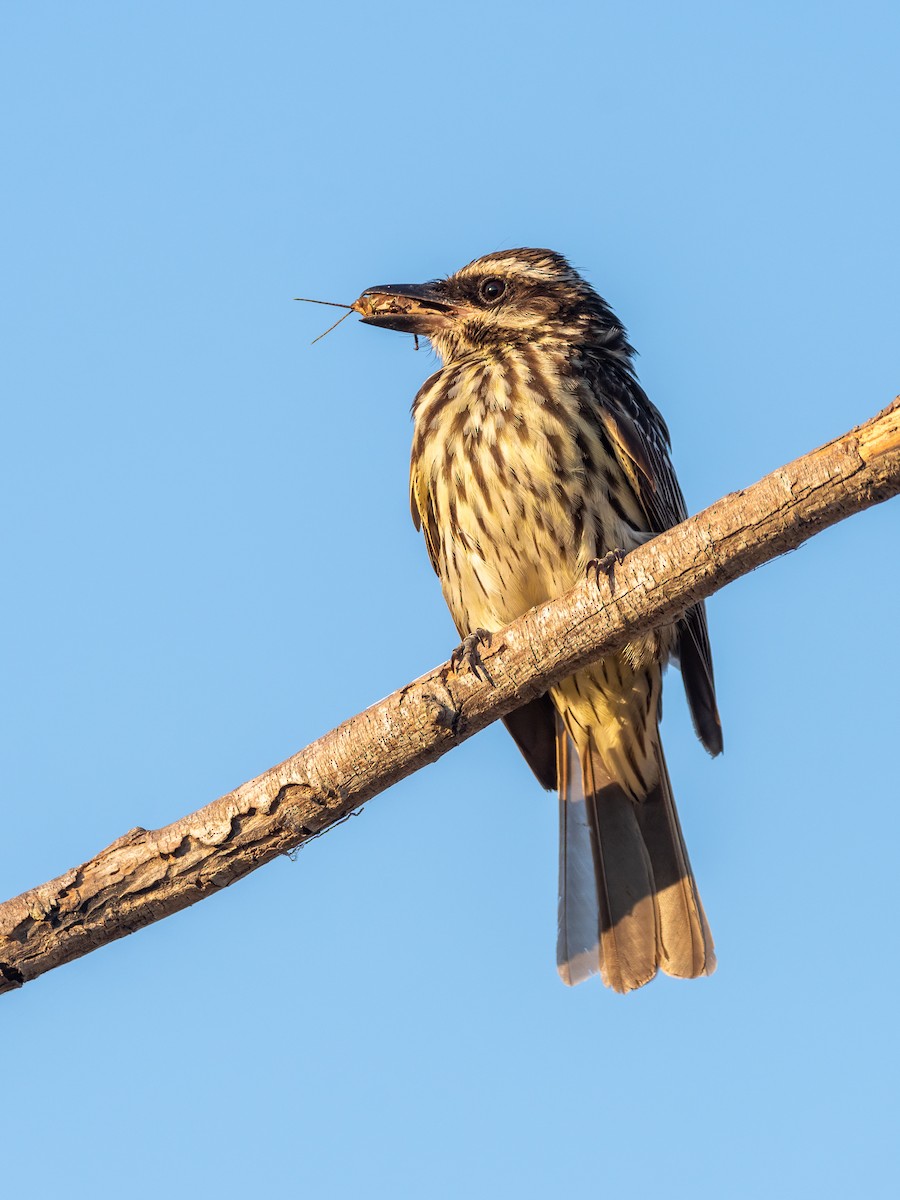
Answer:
409;461;443;578
587;362;723;756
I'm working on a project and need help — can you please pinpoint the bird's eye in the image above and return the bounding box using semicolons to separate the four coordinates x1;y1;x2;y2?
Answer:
479;277;506;303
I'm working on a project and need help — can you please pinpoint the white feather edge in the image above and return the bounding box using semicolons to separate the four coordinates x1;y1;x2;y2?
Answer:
556;721;601;986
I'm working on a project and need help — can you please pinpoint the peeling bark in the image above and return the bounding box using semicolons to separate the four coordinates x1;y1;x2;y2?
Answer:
1;398;898;995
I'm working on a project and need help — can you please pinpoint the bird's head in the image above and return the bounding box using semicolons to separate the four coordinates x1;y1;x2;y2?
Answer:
352;248;631;364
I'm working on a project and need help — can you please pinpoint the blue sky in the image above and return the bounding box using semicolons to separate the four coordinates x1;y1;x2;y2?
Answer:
2;3;898;1197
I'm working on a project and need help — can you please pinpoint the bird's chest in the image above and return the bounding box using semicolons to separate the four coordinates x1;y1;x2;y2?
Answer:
412;363;591;628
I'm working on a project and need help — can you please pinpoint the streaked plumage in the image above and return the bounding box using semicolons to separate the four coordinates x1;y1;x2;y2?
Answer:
355;249;722;992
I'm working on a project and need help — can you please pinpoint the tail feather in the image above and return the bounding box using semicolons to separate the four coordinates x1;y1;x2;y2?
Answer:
557;719;601;986
581;741;659;993
633;745;715;980
556;721;715;993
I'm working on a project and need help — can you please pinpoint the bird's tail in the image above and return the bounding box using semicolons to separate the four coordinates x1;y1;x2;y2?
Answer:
556;716;715;992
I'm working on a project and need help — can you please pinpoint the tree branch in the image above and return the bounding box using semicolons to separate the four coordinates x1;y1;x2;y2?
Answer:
2;398;898;995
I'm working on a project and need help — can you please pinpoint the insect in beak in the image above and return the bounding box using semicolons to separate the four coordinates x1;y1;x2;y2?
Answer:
294;296;355;344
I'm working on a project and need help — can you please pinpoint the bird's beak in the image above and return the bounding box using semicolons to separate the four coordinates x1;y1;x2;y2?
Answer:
351;281;456;335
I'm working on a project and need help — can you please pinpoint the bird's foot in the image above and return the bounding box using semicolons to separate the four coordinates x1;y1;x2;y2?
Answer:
587;548;627;591
450;628;494;682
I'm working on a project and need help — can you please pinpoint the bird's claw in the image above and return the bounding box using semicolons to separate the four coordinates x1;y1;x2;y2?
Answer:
587;548;627;590
450;628;494;681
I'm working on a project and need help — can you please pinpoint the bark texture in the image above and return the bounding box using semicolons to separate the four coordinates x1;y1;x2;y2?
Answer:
1;399;898;995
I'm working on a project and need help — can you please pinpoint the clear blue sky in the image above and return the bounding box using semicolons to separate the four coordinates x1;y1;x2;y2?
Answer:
3;3;898;1197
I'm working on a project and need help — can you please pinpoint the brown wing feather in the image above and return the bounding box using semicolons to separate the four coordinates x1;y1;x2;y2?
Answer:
678;605;723;755
585;363;723;757
502;696;558;790
410;466;442;574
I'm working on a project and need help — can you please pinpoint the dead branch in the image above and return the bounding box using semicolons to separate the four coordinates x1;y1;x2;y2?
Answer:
1;398;898;996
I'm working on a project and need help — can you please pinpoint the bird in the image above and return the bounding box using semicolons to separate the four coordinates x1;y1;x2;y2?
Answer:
352;249;722;993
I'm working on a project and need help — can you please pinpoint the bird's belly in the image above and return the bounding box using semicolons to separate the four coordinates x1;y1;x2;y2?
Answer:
429;425;637;635
443;485;578;632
